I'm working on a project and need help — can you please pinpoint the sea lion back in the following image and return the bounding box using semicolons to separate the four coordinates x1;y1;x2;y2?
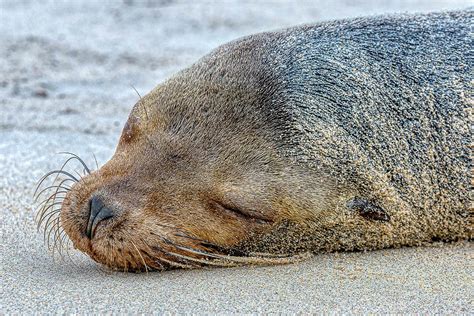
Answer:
234;10;473;251
278;10;472;244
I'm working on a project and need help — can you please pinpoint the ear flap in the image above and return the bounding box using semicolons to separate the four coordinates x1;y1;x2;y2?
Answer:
346;197;390;222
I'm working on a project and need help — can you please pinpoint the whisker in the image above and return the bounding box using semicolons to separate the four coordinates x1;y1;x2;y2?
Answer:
74;170;83;180
37;209;61;233
165;249;239;268
45;214;61;249
173;244;230;260
41;208;61;237
92;153;99;170
148;241;200;270
152;259;165;271
175;244;309;265
141;223;235;268
37;202;63;229
63;238;81;269
55;228;69;259
36;191;67;208
38;187;64;211
35;177;73;225
36;179;74;228
37;192;64;211
130;240;150;273
131;84;142;99
174;233;291;259
58;152;92;174
33;155;93;269
34;184;71;202
131;84;150;121
34;170;79;197
34;178;74;204
52;156;85;184
136;237;166;272
37;205;62;225
37;203;61;222
51;217;63;254
157;257;197;270
36;197;64;227
141;222;311;270
34;156;82;199
46;169;79;182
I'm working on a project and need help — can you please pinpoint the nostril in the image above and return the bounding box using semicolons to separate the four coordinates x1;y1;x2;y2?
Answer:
86;196;114;239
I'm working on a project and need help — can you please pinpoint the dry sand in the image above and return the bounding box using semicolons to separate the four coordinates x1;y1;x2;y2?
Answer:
0;0;472;313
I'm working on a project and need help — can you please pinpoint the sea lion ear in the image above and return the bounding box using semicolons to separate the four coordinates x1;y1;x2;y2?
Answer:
346;197;390;222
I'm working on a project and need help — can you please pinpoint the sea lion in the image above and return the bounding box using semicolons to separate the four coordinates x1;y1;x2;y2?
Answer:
35;10;472;272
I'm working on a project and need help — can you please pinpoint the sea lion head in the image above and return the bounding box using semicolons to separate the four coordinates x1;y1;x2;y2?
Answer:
38;70;315;271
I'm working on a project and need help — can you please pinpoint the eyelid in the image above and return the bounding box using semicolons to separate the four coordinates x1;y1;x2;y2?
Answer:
212;200;272;224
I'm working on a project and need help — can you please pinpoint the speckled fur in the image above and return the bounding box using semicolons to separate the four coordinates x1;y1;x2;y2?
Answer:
60;10;472;270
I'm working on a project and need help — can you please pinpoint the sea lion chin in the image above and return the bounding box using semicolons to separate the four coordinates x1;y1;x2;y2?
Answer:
35;10;472;272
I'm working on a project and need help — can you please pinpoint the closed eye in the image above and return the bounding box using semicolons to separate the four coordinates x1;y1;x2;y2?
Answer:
211;200;272;224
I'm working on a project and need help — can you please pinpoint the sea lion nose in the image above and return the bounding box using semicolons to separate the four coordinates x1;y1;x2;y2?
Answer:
86;196;114;239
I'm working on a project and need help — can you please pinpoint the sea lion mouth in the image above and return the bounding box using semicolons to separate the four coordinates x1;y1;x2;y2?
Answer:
34;152;308;272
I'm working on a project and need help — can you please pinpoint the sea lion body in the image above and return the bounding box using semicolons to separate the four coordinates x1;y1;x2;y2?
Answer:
39;11;472;271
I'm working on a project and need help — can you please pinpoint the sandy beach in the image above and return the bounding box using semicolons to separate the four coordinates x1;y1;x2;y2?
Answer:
1;0;472;313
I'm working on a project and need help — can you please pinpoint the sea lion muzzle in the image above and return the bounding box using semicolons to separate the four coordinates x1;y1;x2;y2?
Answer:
86;196;115;239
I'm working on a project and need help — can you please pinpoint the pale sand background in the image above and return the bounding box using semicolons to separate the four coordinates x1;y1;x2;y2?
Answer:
0;0;472;313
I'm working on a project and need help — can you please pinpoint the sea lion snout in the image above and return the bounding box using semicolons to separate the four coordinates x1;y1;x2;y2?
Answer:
56;150;281;271
85;196;115;239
